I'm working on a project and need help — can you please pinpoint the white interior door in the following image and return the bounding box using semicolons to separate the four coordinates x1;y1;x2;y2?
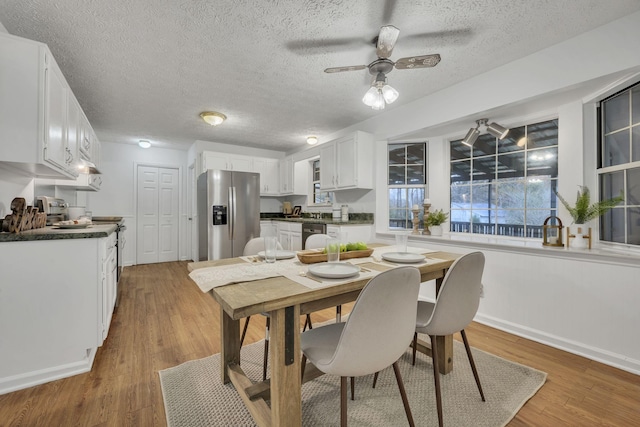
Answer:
136;165;179;264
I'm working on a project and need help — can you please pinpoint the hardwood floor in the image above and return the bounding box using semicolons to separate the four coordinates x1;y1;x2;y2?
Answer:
1;261;638;426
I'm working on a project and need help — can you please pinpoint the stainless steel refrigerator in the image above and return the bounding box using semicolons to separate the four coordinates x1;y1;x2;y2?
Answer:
197;170;261;261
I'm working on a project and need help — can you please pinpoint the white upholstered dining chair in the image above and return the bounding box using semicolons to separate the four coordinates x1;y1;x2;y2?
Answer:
301;266;421;427
413;251;486;427
240;237;312;381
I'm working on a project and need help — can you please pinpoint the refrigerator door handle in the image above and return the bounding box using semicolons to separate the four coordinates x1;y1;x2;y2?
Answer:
228;186;234;240
230;186;237;240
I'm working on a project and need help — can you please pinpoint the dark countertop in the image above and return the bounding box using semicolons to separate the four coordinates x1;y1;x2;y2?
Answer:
261;218;374;225
260;212;374;225
0;224;117;242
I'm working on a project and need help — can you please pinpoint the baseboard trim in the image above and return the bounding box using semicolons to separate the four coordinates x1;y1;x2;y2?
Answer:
474;313;640;375
0;348;96;395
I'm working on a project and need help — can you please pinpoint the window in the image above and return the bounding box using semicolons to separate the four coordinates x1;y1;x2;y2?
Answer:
388;142;426;229
311;159;333;205
598;82;640;245
450;119;559;237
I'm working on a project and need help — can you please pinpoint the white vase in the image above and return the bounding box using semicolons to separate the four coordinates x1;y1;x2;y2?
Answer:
430;225;443;236
571;223;588;249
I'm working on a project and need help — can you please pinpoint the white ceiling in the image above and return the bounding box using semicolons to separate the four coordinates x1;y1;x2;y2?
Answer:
2;0;640;152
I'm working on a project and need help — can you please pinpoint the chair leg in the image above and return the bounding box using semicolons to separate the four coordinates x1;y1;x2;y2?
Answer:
372;371;379;388
336;305;342;322
460;329;485;401
307;314;313;330
412;332;418;365
340;376;348;426
301;354;307;383
392;361;416;427
350;376;355;400
239;315;251;347
430;335;443;427
263;317;270;381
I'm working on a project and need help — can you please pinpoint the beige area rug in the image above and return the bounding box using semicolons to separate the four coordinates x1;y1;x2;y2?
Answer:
159;337;546;427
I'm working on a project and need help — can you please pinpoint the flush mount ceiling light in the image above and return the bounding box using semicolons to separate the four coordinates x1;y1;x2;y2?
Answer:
461;118;510;147
200;111;227;126
138;139;151;148
306;136;318;145
362;72;399;110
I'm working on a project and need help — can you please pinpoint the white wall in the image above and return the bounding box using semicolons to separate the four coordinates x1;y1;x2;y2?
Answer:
364;12;640;374
87;141;189;265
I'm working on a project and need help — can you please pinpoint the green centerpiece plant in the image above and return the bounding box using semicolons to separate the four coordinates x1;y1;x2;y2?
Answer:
425;209;449;226
425;209;449;236
555;186;623;225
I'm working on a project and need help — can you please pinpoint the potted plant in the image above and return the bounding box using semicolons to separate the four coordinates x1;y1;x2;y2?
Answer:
425;209;449;236
555;185;623;247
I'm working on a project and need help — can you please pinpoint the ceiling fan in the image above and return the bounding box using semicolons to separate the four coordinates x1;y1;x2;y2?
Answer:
324;25;441;110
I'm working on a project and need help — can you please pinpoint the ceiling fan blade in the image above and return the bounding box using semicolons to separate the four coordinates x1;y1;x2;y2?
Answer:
324;65;367;73
376;25;400;58
395;54;441;69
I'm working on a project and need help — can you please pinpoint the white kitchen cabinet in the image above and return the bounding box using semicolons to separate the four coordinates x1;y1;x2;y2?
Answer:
0;32;80;179
0;231;117;394
319;131;374;191
199;151;253;174
253;158;280;195
275;221;302;251
326;224;373;243
101;232;117;341
279;156;294;194
260;220;277;237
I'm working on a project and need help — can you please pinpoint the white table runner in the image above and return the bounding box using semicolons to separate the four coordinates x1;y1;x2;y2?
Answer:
188;246;439;293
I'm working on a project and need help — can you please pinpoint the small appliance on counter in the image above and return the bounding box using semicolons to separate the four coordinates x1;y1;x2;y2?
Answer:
332;204;341;221
35;196;68;225
67;206;86;221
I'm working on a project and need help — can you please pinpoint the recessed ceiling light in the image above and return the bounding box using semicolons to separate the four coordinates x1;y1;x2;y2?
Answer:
306;136;318;145
200;111;227;126
138;140;151;148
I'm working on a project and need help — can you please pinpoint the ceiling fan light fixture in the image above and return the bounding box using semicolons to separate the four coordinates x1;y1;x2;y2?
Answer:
200;111;227;126
306;136;318;145
381;84;399;103
362;86;379;107
371;90;386;110
138;139;151;149
486;122;509;139
461;128;480;147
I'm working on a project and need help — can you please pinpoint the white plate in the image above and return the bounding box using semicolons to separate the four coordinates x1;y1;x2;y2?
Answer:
308;263;361;279
53;223;92;229
381;252;425;263
257;250;296;260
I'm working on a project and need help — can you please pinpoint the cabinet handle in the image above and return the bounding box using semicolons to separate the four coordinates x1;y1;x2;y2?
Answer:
336;174;339;185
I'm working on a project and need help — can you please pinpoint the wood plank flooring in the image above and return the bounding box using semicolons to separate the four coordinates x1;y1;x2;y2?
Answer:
0;261;638;426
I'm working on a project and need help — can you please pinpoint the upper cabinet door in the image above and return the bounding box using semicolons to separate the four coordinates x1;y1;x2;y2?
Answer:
336;136;357;188
43;53;69;172
279;156;294;194
253;158;279;195
319;143;336;190
65;94;81;177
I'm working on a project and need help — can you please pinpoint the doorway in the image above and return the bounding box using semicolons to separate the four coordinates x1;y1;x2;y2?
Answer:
136;165;180;264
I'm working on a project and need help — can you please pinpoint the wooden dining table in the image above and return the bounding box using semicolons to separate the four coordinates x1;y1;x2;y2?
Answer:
188;248;462;427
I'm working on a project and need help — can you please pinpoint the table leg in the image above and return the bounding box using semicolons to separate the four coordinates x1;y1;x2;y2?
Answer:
220;309;240;384
269;305;302;426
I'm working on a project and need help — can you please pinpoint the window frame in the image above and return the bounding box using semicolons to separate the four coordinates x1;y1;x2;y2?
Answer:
597;81;640;246
449;118;559;238
387;141;427;230
309;158;333;206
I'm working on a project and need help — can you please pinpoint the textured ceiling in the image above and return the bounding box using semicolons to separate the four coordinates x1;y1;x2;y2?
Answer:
2;0;640;152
